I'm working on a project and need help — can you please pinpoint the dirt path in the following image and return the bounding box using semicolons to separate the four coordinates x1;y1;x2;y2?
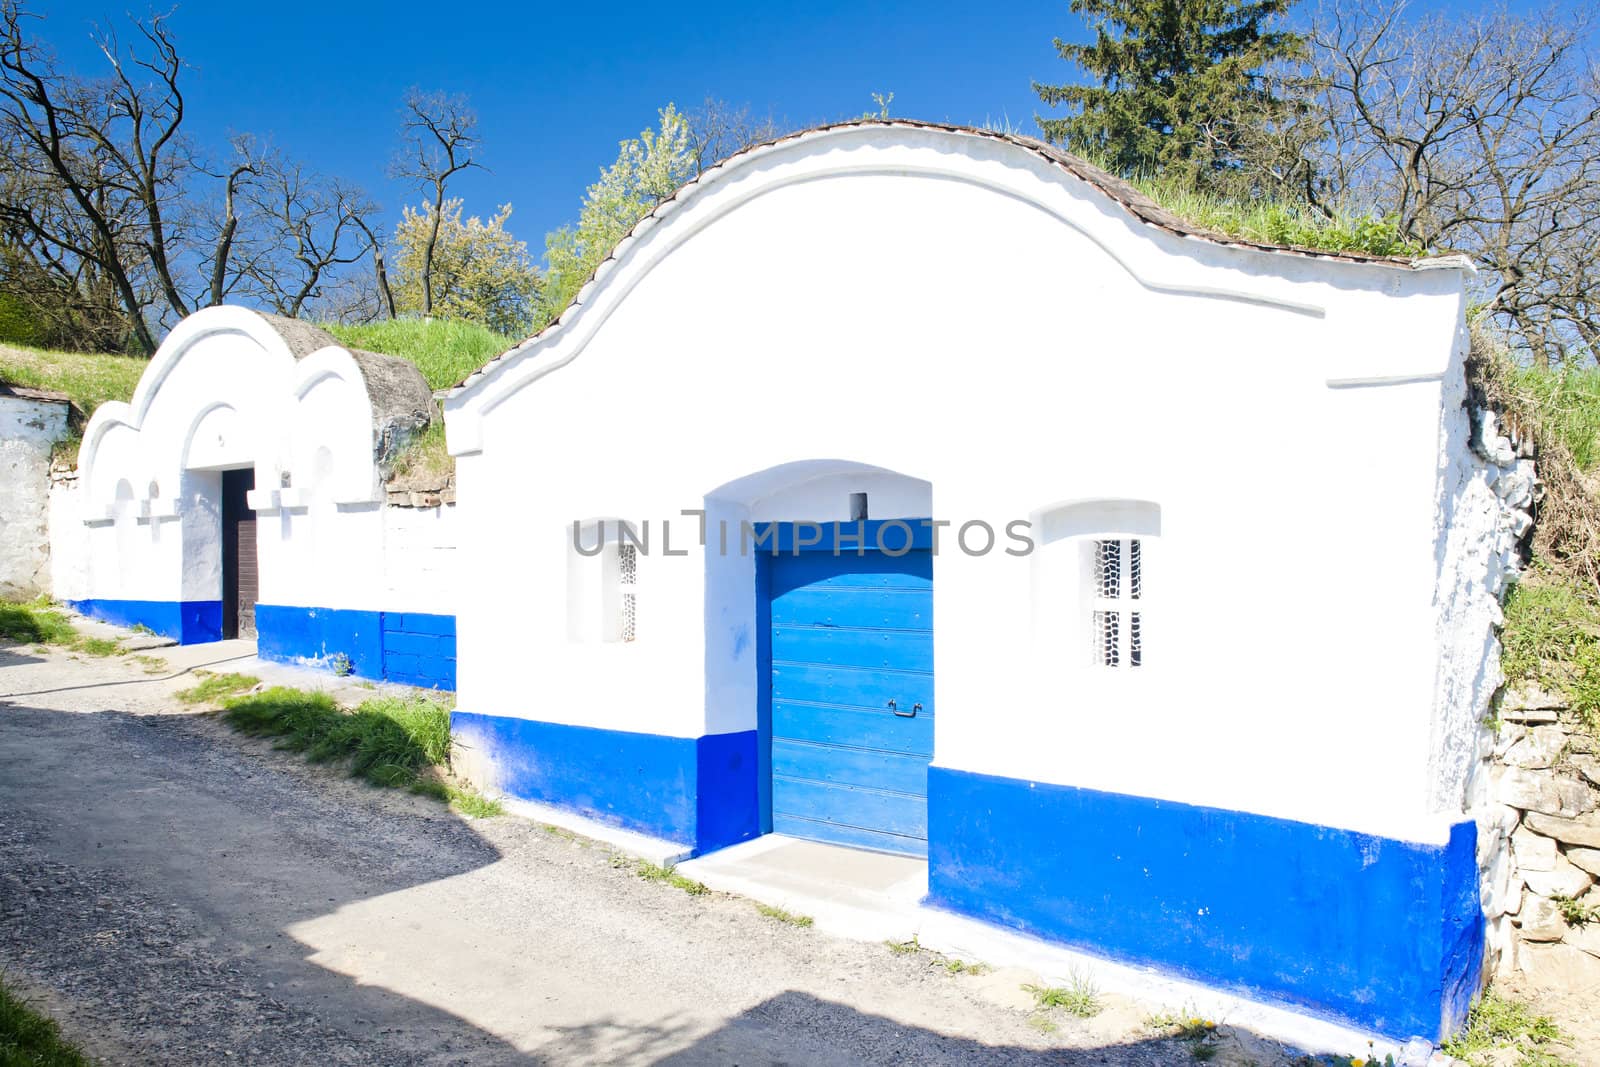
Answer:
0;643;1307;1066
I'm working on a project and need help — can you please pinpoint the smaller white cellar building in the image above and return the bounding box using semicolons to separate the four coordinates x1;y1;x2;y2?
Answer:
52;308;460;689
444;122;1503;1044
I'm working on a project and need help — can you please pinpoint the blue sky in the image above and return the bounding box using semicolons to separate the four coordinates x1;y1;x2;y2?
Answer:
21;0;1579;261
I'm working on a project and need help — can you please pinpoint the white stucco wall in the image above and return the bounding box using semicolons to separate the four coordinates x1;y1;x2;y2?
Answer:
447;125;1477;845
0;394;69;598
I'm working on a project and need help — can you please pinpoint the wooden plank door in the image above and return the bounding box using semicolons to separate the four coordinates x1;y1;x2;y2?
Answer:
768;548;934;856
221;468;258;639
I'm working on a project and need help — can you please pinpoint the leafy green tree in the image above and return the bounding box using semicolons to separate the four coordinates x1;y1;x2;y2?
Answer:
541;104;696;321
391;199;540;335
1033;0;1302;181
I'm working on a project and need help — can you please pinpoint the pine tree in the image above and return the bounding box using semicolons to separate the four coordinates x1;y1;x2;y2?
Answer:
1033;0;1303;181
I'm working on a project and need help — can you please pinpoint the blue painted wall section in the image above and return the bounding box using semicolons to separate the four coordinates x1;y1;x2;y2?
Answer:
68;598;221;644
926;768;1483;1042
451;711;760;853
255;604;456;690
380;612;457;690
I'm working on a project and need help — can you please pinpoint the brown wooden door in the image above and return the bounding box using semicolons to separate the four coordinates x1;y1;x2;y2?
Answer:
221;468;258;639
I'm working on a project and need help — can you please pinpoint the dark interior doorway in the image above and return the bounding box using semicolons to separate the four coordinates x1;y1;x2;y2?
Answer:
221;468;258;639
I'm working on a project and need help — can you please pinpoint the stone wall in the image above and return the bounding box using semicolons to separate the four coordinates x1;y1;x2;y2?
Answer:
1464;404;1600;989
0;391;70;598
1485;684;1600;987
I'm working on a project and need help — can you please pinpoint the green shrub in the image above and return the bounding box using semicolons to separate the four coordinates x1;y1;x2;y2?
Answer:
0;290;42;346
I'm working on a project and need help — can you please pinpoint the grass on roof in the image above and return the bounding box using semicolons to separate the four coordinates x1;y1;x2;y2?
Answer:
1126;176;1424;258
322;318;516;392
0;340;146;466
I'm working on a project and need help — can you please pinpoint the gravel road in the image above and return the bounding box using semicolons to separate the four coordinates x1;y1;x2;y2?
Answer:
1;641;1297;1066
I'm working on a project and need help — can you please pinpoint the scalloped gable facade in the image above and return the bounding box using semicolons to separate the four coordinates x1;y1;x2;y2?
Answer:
443;125;1501;1045
50;307;460;688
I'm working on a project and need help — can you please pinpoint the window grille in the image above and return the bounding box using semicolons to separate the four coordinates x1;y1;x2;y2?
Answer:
1090;538;1142;668
618;542;638;643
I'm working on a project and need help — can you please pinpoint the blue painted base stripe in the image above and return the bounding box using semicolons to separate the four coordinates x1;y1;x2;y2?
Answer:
451;712;759;854
67;598;221;644
256;604;456;690
926;767;1483;1042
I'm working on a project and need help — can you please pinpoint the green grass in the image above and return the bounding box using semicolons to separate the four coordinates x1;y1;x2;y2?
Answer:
1;598;126;657
755;903;814;927
223;688;447;785
943;958;989;975
175;672;259;705
1499;574;1600;734
629;860;709;895
885;935;923;955
0;340;144;417
322;318;515;393
1509;363;1600;473
1123;174;1421;258
1442;991;1575;1067
0;340;147;465
127;654;168;675
1024;972;1102;1018
0;599;78;645
321;319;511;486
446;785;505;818
0;974;93;1066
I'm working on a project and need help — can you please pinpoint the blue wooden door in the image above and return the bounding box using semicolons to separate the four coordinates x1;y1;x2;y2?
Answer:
767;541;934;856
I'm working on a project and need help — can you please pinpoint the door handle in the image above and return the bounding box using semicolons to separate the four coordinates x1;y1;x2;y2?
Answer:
887;699;921;718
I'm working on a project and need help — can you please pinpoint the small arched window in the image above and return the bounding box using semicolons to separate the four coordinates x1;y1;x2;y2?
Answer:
567;520;640;644
1033;499;1160;671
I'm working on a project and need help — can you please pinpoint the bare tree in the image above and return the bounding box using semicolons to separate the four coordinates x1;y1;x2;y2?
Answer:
392;88;479;318
685;97;787;175
0;2;176;351
348;211;396;320
1301;0;1600;366
238;151;378;319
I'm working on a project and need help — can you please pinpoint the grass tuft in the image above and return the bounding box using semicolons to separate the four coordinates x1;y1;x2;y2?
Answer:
1024;971;1102;1018
885;935;923;956
631;860;709;895
128;654;168;675
1442;991;1574;1067
447;785;505;819
72;636;122;657
943;958;990;975
755;903;814;927
0;974;93;1066
176;672;259;705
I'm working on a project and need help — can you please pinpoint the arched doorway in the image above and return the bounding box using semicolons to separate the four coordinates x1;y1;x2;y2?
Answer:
706;460;935;856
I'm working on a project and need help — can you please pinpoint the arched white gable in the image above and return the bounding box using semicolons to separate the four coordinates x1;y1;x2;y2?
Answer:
77;306;392;521
443;122;1472;457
